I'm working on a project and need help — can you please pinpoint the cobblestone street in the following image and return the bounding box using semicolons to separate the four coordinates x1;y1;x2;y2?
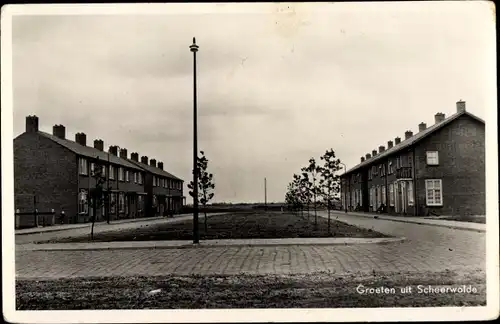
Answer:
15;212;486;279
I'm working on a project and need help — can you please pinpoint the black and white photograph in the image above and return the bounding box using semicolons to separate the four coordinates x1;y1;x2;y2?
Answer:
1;2;498;322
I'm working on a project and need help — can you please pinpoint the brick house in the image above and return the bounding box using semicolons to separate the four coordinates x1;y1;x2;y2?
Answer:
14;116;184;225
127;154;185;218
340;101;485;217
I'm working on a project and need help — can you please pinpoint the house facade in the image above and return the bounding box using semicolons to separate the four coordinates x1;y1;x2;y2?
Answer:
14;116;184;225
341;101;485;217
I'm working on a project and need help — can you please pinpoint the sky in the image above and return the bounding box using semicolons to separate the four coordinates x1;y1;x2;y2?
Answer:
9;2;495;203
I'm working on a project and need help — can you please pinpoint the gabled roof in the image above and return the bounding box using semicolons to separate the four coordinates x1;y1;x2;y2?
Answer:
344;110;484;175
38;131;143;170
126;159;183;181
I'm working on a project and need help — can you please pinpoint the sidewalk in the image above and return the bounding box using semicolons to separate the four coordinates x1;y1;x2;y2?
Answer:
15;213;225;245
15;213;197;236
326;210;486;232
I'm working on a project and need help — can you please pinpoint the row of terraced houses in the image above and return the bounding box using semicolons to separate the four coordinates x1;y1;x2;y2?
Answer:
340;101;485;217
14;115;185;227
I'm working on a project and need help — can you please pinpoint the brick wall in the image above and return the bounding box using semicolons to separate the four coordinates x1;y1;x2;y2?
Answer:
414;114;485;216
14;132;78;222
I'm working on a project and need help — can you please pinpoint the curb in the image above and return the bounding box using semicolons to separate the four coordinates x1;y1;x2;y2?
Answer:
17;237;406;251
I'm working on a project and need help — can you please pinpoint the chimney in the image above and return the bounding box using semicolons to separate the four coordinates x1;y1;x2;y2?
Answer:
158;162;164;169
387;140;394;149
366;153;371;159
418;122;427;132
405;131;413;140
434;112;445;124
360;157;365;163
52;124;66;139
26;115;39;133
395;137;401;145
75;132;87;146
456;100;466;113
94;139;104;151
379;145;385;153
109;146;118;156
141;156;148;164
372;149;377;156
131;152;139;162
119;148;128;159
150;159;157;167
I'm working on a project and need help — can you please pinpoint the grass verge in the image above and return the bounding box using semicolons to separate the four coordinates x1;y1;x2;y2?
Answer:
44;212;389;243
16;269;485;309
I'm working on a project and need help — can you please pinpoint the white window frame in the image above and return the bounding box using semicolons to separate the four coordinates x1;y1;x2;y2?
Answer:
125;170;129;182
118;167;124;181
79;158;88;175
109;165;115;180
389;184;394;206
78;189;88;214
388;161;393;174
425;179;443;206
381;185;386;205
426;151;439;165
408;181;414;206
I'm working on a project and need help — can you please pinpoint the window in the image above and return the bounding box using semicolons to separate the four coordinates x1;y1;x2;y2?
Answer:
118;167;124;181
359;189;362;207
379;165;382;177
79;158;88;175
381;185;386;205
396;157;401;169
109;165;115;179
426;151;439;165
389;184;394;206
138;173;143;184
369;187;373;207
118;193;125;213
425;179;442;206
125;195;129;215
90;162;95;175
125;170;129;182
408;182;414;206
138;195;144;212
78;189;88;214
163;179;166;188
368;169;372;180
134;172;137;183
110;193;116;214
388;161;393;174
153;176;157;187
101;165;106;177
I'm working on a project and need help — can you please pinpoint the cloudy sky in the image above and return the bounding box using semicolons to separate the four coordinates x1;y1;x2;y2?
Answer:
9;2;495;203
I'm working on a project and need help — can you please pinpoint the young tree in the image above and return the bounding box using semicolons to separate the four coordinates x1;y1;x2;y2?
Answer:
302;158;322;229
319;149;342;235
188;151;215;234
89;157;107;240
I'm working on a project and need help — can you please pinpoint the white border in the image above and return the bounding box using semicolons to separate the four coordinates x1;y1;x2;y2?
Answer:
2;2;499;323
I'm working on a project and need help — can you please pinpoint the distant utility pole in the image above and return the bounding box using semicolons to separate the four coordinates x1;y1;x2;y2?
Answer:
264;177;267;210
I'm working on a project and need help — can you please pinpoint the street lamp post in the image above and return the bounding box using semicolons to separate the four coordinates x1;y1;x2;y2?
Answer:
190;37;200;244
339;162;347;213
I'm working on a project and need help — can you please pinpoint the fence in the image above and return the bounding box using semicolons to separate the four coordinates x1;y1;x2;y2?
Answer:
14;194;65;229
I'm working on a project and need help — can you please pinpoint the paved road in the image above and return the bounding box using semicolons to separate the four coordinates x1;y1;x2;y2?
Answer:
15;211;485;279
